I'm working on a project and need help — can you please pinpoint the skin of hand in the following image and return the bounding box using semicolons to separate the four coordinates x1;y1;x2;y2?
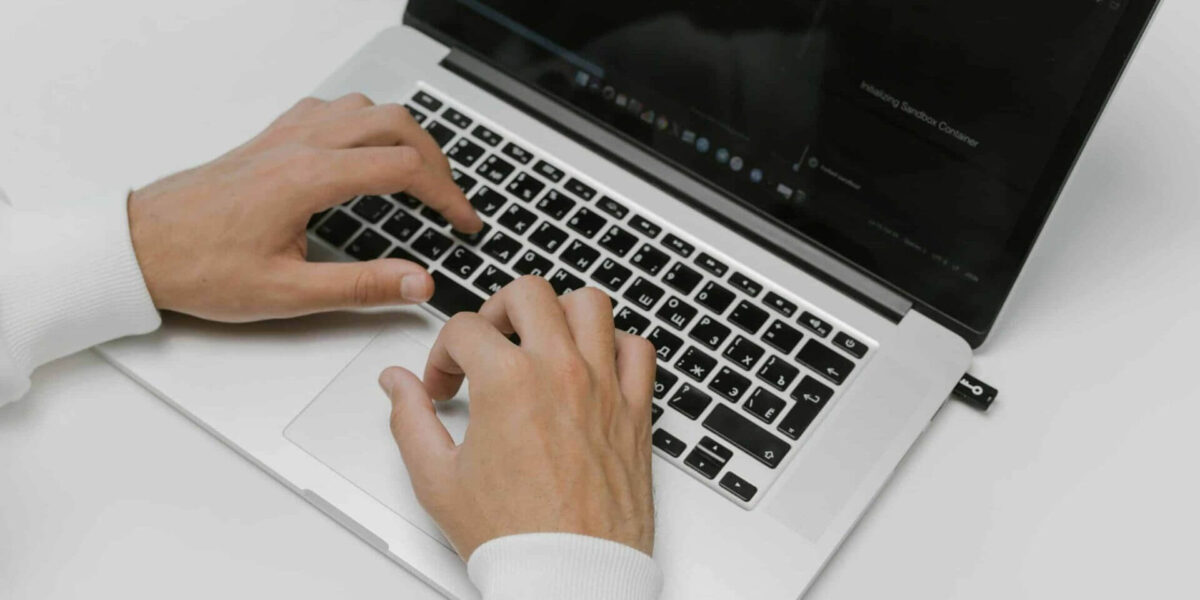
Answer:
128;93;482;322
380;277;658;560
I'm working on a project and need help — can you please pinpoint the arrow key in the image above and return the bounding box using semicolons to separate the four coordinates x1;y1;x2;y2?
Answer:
719;472;758;503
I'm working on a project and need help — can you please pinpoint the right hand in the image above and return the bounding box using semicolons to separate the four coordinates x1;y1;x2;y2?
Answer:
379;277;658;560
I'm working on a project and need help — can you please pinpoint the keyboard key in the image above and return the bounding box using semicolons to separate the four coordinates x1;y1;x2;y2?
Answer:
442;107;473;129
629;215;662;238
471;124;503;146
723;336;765;371
653;366;679;399
744;388;786;424
696;281;736;314
763;320;803;354
506;172;546;202
345;229;391;260
448;138;485;167
661;234;695;258
729;300;770;334
561;240;601;272
387;246;426;268
391;192;421;209
413;91;443;111
791;375;834;406
757;355;799;392
709;367;750;402
689;316;731;351
548;268;585;295
529;221;569;253
652;429;686;458
832;332;868;358
382;211;423;242
420;206;449;228
704;404;790;469
719;472;757;502
512;249;553;276
592;258;632;292
443;246;484;279
315;211;361;246
567;207;607;239
797;340;854;385
729;272;763;297
476;155;516;184
669;384;713;420
778;381;831;441
694;252;729;277
631;244;671;276
656;296;698;331
596;196;629;220
451;169;478;194
481;231;523;264
651;403;664;424
563;178;597;201
535;189;576;220
623;277;665;311
763;292;798;317
351;195;394;223
412;228;454;260
676;346;717;382
307;209;329;230
428;271;485;317
684;448;722;480
472;264;514;296
404;104;427;124
647;326;683;361
532;159;565;182
469;186;508;216
599;225;638;257
502;142;534;165
426;121;456;148
498;203;538;235
616;306;652;336
698;437;734;464
798;311;833;338
663;262;703;295
452;222;492;246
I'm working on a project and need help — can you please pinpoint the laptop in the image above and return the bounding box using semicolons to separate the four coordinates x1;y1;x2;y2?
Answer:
99;1;1160;598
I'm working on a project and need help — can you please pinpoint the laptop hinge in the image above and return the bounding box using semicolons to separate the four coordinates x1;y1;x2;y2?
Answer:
441;49;912;323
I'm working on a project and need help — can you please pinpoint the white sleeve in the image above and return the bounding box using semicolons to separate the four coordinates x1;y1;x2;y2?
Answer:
0;187;161;406
467;533;663;600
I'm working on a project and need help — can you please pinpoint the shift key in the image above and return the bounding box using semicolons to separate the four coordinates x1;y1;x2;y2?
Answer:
703;404;790;469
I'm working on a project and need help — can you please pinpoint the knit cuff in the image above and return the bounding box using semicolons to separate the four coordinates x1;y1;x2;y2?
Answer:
467;533;662;600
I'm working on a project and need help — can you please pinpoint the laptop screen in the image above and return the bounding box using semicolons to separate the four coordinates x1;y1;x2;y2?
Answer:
406;0;1157;341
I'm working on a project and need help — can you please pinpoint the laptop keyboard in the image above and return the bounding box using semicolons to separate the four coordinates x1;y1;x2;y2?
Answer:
308;87;875;509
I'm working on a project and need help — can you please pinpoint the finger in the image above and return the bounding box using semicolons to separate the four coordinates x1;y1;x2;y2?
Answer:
380;367;455;493
558;287;617;375
477;276;574;354
324;92;375;113
308;104;450;177
272;257;434;316
614;331;656;409
272;97;326;127
423;312;518;401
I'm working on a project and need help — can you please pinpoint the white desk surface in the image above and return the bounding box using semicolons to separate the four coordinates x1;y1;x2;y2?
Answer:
2;1;1197;598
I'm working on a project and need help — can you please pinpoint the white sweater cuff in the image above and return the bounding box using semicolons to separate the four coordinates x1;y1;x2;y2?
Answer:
0;190;161;404
467;533;663;600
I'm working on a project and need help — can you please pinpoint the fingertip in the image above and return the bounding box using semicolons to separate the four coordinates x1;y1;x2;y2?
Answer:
401;271;434;303
379;366;410;398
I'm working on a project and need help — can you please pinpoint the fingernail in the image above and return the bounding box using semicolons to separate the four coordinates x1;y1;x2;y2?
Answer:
379;368;398;395
401;274;432;303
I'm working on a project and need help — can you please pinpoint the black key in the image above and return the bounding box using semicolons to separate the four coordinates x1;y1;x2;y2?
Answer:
694;252;729;277
592;258;632;292
315;211;360;246
442;246;484;280
567;207;607;239
345;229;391;260
561;240;601;272
698;437;734;464
616;306;652;337
689;316;731;351
420;206;449;228
442;107;473;129
797;340;854;385
471;124;503;146
472;264;514;296
413;91;443;111
653;365;679;399
709;367;751;402
428;271;485;317
351;195;394;224
476;155;516;185
729;272;763;297
448;138;485;167
411;228;455;260
778;381;831;441
481;231;523;264
719;472;758;502
498;203;538;235
763;292;798;317
703;404;790;469
623;277;664;311
451;169;478;194
502;142;534;165
404;104;427;124
798;311;833;338
307;209;329;230
763;320;803;354
512;249;553;276
470;186;508;216
392;192;422;209
724;336;766;371
382;211;423;243
663;262;703;295
676;346;718;382
535;189;576;220
506;172;546;202
791;375;834;406
669;384;713;420
684;448;722;480
426;121;456;148
599;225;638;257
696;281;736;314
548;268;585;295
757;355;799;392
630;244;671;276
529;221;569;253
647;326;684;362
387;246;426;268
596;196;629;220
661;233;695;258
652;429;686;458
651;404;664;424
656;296;698;331
729;300;770;334
563;177;597;201
629;215;662;238
532;159;565;182
744;388;786;425
832;332;868;359
452;222;492;246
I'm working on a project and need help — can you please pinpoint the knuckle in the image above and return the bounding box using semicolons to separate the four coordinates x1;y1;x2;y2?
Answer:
379;103;414;128
392;145;424;174
294;96;324;111
513;274;554;297
348;269;381;307
574;286;612;311
340;92;374;107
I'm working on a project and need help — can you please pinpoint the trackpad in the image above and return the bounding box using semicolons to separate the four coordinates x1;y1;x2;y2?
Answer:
284;326;468;549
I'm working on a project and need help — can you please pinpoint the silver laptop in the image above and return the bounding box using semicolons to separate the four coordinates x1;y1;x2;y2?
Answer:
99;2;1159;598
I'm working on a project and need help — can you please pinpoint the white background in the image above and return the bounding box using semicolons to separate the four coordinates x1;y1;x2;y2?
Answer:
2;1;1198;598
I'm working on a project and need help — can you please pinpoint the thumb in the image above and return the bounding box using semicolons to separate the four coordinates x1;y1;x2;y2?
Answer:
380;366;456;493
281;258;434;315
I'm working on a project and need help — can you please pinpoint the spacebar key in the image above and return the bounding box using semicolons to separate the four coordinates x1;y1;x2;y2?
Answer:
703;404;790;469
428;271;486;317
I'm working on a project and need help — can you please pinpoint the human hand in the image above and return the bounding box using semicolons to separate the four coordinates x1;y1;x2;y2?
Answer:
380;277;658;560
128;93;482;322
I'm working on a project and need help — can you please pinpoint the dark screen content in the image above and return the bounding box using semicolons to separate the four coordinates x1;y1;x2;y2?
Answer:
416;0;1126;334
